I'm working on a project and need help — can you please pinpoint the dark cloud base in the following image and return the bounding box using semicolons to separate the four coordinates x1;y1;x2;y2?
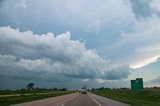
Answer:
0;26;131;89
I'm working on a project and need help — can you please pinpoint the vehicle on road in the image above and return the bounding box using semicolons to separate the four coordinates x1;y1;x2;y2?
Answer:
81;86;87;94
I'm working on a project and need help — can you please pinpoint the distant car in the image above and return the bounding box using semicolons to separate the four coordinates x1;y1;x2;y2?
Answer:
81;91;87;94
81;87;87;94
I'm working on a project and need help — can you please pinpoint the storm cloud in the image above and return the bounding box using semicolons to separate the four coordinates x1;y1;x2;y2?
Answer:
0;26;131;89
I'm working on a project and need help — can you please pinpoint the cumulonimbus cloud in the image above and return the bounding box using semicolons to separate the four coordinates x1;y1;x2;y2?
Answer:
0;26;130;84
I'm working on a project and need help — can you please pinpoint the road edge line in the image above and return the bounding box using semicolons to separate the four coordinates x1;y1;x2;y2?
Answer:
88;93;101;106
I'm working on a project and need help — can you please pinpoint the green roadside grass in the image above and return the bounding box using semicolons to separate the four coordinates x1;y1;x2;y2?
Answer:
0;90;59;95
0;91;75;106
91;89;160;106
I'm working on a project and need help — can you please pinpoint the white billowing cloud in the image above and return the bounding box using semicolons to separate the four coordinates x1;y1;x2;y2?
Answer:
150;76;160;84
14;0;27;9
0;0;135;33
149;0;160;12
0;26;130;85
145;76;160;87
130;55;160;69
120;16;160;69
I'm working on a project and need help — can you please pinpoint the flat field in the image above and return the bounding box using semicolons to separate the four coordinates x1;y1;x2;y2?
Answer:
91;89;160;106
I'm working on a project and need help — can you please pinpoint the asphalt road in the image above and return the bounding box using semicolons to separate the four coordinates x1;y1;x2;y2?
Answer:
14;92;131;106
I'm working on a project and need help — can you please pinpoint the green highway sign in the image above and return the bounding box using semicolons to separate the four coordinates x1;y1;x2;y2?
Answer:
131;78;143;90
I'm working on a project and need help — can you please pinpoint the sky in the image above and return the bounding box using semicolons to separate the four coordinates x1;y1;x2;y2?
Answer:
0;0;160;89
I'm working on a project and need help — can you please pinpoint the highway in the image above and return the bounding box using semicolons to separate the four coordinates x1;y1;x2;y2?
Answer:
14;92;131;106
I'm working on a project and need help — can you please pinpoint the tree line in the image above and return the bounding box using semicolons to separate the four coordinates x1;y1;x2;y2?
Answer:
26;83;67;91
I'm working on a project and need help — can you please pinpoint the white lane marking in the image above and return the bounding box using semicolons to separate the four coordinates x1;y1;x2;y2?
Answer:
88;93;101;106
61;103;65;106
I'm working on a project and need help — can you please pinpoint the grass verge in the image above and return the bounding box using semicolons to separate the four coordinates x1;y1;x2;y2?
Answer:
91;89;160;106
0;90;61;95
0;91;74;106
